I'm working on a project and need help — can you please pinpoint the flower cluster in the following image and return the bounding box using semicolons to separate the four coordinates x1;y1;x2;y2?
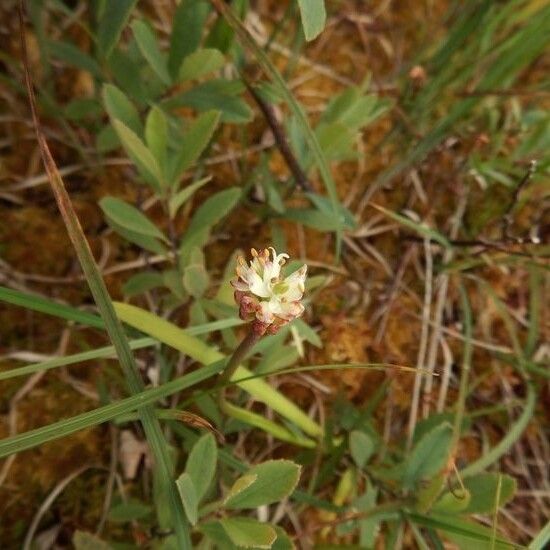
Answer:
231;248;307;334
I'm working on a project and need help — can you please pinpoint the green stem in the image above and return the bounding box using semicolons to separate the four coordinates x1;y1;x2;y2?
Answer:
218;328;260;424
219;328;261;387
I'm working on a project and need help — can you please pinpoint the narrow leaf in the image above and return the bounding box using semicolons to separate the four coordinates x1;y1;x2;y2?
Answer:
169;176;211;217
183;187;240;241
0;361;223;458
145;106;168;170
0;285;103;329
170;111;220;184
99;196;167;241
169;0;210;78
112;119;164;187
97;0;137;58
132;20;171;85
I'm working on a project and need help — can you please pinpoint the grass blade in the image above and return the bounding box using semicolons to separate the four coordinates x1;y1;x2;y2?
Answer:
0;361;223;458
0;285;104;329
0;337;154;381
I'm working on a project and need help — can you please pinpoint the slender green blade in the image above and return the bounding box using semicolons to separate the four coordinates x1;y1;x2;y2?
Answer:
0;361;223;458
0;285;104;328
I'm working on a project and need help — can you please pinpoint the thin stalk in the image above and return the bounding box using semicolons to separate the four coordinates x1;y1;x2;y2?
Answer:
452;282;472;450
218;329;261;387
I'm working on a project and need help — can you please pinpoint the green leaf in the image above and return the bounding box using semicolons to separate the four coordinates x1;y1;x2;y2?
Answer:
529;521;550;550
404;423;453;490
431;488;471;514
316;122;356;161
271;526;294;550
64;98;103;121
145;106;168;171
108;49;147;103
224;473;257;503
179;48;225;81
106;218;167;255
408;512;517;550
0;361;224;458
123;272;165;297
166;79;253;123
225;460;301;509
0;285;103;329
97;0;137;58
112;119;164;187
170;111;220;184
176;473;198;525
109;499;152;522
0;337;154;382
179;187;241;264
200;520;238;549
99;197;166;241
460;473;517;514
73;531;112;550
205;0;247;53
132;20;171;86
349;430;375;469
169;0;210;78
185;433;217;502
48;40;101;76
182;248;210;298
102;84;142;136
220;518;277;549
169;176;211;217
298;0;327;41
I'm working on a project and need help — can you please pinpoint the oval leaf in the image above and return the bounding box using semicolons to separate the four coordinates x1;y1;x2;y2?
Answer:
179;48;225;81
462;473;517;514
220;518;277;549
349;430;375;469
185;432;218;502
298;0;327;41
176;472;198;525
403;422;453;490
224;460;301;509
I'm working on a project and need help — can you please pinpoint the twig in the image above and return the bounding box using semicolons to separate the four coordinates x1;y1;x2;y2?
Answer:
242;76;313;192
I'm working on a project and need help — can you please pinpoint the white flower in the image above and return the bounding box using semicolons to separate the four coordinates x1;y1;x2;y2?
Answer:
232;247;307;333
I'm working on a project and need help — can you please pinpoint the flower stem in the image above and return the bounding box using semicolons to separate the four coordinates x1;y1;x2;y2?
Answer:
218;328;262;388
